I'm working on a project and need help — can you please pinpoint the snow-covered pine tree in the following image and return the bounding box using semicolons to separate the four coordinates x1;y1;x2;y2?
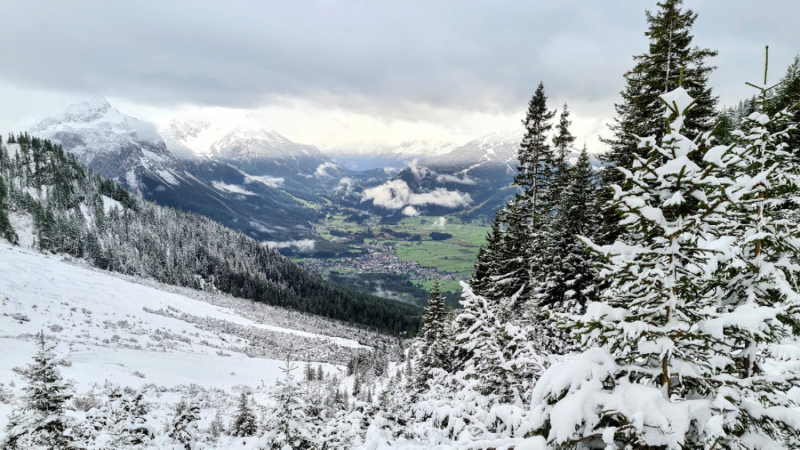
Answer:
490;83;556;307
413;280;451;392
207;409;226;441
599;0;718;244
257;357;317;450
772;54;800;150
2;331;76;450
113;388;153;448
451;283;543;403
546;103;577;210
469;214;505;300
529;70;800;448
168;394;202;450
0;172;18;244
230;391;258;437
532;145;601;354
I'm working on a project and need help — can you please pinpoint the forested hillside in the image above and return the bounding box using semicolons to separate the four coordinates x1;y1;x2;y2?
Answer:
0;134;420;333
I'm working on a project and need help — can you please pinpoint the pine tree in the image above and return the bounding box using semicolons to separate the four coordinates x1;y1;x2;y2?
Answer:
413;281;451;391
533;146;601;354
599;0;718;243
230;391;258;437
114;389;153;447
208;409;226;441
2;331;75;449
772;54;800;150
0;174;18;244
530;67;800;448
469;214;505;300
257;357;317;449
169;394;201;450
304;363;315;382
491;83;556;306
316;365;324;381
547;103;577;209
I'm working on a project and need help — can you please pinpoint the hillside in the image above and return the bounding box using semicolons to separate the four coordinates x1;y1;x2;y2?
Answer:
0;134;421;334
0;242;397;448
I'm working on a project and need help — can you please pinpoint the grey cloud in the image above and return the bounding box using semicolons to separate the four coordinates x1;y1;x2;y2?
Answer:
0;0;797;123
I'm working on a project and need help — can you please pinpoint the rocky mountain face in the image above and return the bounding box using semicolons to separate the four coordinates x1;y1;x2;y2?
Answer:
29;98;177;191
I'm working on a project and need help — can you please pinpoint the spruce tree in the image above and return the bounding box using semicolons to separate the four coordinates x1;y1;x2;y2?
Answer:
230;391;258;437
2;331;75;449
413;281;450;391
493;83;556;305
772;54;800;150
257;357;317;449
530;70;800;448
0;174;18;244
533;146;601;354
599;0;718;243
208;409;226;441
169;394;201;450
547;103;577;209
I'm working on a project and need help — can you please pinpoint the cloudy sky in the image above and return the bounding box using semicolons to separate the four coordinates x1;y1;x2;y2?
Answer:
1;0;797;151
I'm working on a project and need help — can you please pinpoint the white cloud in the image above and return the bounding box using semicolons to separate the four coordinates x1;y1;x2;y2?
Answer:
402;206;420;217
263;239;316;251
334;177;356;196
212;181;256;195
314;162;339;178
435;173;476;185
361;179;472;211
243;174;284;188
431;217;447;229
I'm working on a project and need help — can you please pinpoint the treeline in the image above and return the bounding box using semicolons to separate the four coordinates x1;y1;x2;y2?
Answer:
0;133;421;334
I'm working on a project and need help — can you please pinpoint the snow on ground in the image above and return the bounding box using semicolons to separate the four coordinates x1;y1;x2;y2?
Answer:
0;243;379;434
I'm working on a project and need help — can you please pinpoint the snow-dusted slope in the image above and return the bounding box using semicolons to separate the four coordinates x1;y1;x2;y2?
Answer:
0;240;382;440
29;98;177;189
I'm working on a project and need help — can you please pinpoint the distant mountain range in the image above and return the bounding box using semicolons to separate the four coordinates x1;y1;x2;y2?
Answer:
325;139;461;171
25;97;599;252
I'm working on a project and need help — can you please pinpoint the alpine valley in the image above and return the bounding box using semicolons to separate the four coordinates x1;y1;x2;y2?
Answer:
24;98;572;302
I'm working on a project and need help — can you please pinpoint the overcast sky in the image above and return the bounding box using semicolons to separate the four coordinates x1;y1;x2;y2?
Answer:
0;0;797;150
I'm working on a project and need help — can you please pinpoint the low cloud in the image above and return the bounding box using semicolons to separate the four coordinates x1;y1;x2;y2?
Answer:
264;239;316;251
244;174;284;188
361;179;472;211
402;206;420;216
212;181;256;195
431;217;447;229
436;173;476;185
315;162;339;178
334;177;356;196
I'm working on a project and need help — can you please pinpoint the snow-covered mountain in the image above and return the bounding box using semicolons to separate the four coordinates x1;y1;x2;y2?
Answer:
324;139;459;170
29;97;177;189
26;100;321;242
425;129;522;170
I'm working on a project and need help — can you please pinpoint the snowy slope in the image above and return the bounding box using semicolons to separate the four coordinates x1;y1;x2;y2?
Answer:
0;240;381;434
